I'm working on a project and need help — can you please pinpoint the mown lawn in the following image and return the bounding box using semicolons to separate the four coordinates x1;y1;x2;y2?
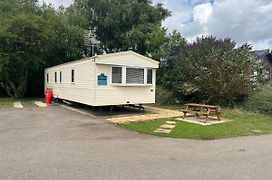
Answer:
0;97;37;108
121;109;272;140
0;98;15;108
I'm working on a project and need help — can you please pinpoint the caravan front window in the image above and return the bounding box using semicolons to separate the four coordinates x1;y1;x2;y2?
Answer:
126;68;144;84
112;67;122;84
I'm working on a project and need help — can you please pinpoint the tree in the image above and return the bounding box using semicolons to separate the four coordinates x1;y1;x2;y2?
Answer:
0;14;46;98
72;0;170;55
175;36;255;105
156;30;187;87
0;1;85;98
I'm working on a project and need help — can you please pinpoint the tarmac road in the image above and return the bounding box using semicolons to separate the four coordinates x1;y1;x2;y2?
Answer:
0;106;272;180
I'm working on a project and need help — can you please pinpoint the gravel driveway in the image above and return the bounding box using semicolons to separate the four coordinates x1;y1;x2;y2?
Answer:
0;106;272;180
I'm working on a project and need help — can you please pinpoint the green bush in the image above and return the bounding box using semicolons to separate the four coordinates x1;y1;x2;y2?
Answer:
155;85;176;105
244;86;272;115
174;36;255;106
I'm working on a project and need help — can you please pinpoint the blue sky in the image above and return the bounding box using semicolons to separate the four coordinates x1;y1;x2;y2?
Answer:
41;0;272;50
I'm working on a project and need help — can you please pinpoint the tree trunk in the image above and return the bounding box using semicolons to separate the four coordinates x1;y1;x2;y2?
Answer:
3;69;28;99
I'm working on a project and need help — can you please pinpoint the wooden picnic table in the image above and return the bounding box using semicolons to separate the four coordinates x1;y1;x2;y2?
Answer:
182;103;221;123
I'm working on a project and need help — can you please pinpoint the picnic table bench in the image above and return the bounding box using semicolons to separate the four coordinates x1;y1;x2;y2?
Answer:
181;103;221;123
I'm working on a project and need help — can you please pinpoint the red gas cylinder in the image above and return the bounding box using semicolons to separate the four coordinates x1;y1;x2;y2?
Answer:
45;89;53;105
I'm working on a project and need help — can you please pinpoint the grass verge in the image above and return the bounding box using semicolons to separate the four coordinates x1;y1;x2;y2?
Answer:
0;98;15;108
0;97;38;108
121;109;272;140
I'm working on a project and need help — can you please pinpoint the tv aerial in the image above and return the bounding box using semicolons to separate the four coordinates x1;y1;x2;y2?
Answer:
84;27;100;57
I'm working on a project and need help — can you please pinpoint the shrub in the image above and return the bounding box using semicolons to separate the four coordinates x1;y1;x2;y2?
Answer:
155;85;176;105
244;86;272;115
174;36;256;106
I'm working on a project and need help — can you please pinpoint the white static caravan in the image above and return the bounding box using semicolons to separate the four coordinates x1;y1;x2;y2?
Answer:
44;51;159;106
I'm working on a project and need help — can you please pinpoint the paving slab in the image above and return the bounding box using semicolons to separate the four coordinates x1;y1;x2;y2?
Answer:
251;129;263;133
165;121;176;125
34;101;47;108
160;124;176;129
13;101;23;109
175;117;230;126
154;128;172;134
107;106;182;124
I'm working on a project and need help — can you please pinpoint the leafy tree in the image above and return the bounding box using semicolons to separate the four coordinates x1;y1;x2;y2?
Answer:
175;36;255;105
0;14;46;98
0;0;170;98
0;0;85;98
73;0;170;55
156;30;187;87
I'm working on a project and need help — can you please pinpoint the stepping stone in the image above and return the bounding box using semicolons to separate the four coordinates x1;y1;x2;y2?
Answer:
251;129;263;133
34;101;47;108
160;124;175;129
154;128;172;134
165;121;176;125
13;102;23;109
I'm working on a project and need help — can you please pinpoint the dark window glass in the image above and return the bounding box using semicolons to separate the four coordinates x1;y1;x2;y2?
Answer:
147;69;153;84
112;67;122;83
46;73;49;83
71;69;74;82
60;71;62;83
55;72;57;83
126;68;144;84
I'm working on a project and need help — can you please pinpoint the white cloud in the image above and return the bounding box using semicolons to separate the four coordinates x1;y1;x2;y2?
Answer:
40;0;272;50
193;3;213;24
39;0;73;7
164;0;272;50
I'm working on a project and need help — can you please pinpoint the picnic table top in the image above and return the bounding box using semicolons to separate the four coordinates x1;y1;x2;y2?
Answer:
184;103;220;109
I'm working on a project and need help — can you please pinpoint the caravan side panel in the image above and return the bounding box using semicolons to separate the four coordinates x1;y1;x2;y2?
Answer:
45;60;95;105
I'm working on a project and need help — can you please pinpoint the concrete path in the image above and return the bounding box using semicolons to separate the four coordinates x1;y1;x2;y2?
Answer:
34;101;47;107
1;107;272;180
13;101;23;108
107;106;181;124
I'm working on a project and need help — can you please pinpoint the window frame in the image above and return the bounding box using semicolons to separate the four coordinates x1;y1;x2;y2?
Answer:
110;66;154;86
111;66;123;85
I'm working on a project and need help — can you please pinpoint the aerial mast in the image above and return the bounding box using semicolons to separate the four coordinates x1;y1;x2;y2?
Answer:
83;9;100;57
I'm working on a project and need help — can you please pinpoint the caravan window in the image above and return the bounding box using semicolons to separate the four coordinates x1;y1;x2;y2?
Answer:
46;73;49;83
54;72;57;83
147;69;153;84
112;67;122;84
59;71;62;83
126;68;144;84
71;69;75;83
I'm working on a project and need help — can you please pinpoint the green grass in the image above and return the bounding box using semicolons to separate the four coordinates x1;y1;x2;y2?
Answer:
19;98;36;107
0;97;37;108
0;98;15;108
121;109;272;140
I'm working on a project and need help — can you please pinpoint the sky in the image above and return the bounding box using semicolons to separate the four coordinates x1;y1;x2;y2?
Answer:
40;0;272;50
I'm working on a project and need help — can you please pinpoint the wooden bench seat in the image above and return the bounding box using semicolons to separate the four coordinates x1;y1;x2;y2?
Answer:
181;103;221;123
